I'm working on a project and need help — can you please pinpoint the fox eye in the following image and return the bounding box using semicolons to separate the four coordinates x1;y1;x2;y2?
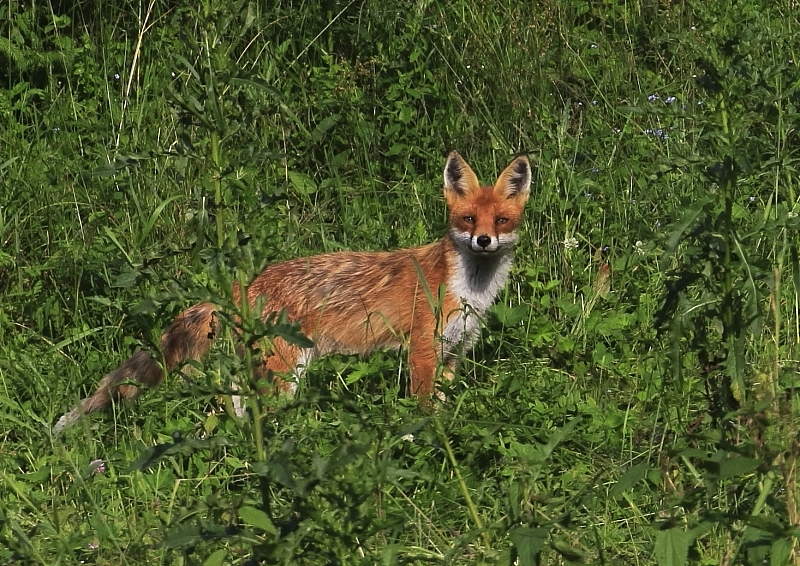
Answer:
496;217;508;225
463;216;475;224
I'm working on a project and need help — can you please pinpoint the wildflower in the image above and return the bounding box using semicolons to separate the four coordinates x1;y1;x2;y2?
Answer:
665;96;677;104
788;211;797;219
634;240;646;256
644;128;668;140
89;459;106;474
563;237;579;251
647;94;659;102
401;433;415;442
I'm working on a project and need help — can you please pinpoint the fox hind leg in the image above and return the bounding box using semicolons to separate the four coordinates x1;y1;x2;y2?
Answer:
232;338;305;416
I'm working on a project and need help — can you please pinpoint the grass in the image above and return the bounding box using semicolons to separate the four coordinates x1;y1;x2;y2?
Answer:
2;0;800;564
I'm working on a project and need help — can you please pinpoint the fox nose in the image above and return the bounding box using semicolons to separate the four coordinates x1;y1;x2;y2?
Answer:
476;235;491;248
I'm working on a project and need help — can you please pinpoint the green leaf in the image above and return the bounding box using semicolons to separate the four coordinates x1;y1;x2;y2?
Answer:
229;76;282;99
204;414;219;434
771;538;792;566
112;268;141;288
163;524;202;549
130;436;231;471
550;538;585;561
660;197;714;268
654;527;689;566
509;527;547;566
312;114;340;142
239;506;277;536
288;171;318;195
0;156;19;173
139;195;181;245
203;548;227;566
610;463;649;497
103;226;133;265
745;515;786;536
540;417;582;460
491;303;530;326
273;319;314;349
718;456;759;480
49;326;102;352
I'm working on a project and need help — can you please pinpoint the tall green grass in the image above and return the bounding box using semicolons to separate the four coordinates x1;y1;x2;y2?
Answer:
2;0;800;564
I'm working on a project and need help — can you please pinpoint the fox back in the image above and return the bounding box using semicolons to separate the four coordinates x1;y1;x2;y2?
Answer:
54;151;530;433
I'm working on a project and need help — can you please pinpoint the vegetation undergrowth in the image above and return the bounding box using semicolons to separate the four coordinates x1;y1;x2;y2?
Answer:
1;0;800;564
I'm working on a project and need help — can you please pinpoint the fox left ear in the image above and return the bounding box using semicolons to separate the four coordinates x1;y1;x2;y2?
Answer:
495;155;531;200
443;151;481;197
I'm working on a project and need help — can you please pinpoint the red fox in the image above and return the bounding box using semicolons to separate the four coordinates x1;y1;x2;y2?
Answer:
53;152;530;432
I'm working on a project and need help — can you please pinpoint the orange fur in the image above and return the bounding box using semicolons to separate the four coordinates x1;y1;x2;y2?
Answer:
53;152;530;432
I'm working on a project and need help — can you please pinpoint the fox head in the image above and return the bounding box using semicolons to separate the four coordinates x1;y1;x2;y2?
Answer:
443;151;531;255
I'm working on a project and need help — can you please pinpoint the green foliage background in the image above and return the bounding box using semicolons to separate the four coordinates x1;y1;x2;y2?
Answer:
1;0;800;564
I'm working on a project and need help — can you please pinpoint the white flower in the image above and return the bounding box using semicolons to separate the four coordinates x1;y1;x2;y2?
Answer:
563;237;579;251
634;241;646;256
401;433;415;442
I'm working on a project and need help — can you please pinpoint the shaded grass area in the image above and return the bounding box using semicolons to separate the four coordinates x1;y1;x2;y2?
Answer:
2;0;800;564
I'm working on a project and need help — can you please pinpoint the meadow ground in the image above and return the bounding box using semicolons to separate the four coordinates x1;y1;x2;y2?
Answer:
1;1;800;564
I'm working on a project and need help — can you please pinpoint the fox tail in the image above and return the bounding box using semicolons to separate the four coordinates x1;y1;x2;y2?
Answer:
53;302;218;433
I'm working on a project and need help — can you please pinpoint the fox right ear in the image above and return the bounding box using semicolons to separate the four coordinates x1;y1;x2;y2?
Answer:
494;155;531;201
443;151;480;197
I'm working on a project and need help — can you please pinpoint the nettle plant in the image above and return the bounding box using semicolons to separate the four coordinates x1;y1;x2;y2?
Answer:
633;12;800;566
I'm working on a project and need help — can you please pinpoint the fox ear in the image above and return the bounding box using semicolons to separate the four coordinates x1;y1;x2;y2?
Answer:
443;151;480;197
494;155;531;200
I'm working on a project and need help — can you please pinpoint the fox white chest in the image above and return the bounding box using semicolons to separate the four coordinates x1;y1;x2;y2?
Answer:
441;249;514;353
